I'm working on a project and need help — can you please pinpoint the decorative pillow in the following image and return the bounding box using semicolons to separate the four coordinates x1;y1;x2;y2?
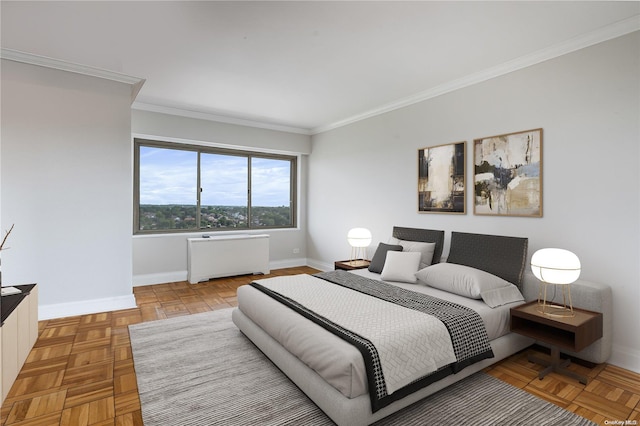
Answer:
380;251;422;283
368;243;403;273
480;284;525;308
415;263;513;299
389;238;436;269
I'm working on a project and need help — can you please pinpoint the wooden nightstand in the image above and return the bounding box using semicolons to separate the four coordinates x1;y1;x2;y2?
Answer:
334;259;371;271
510;300;603;384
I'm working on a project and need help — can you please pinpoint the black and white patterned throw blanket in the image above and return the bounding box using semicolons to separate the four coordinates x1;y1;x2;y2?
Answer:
250;270;494;412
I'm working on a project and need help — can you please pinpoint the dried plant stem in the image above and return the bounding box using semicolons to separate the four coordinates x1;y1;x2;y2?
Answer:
0;223;15;251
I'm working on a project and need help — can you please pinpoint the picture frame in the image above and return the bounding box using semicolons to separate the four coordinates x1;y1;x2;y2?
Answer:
418;141;466;214
473;128;542;217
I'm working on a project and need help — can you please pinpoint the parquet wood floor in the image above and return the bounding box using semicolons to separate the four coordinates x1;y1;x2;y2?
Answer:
2;266;638;425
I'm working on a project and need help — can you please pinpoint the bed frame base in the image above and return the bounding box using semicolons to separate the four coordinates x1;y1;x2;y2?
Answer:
232;308;533;426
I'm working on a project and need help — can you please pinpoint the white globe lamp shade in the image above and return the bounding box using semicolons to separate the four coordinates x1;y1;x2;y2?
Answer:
347;228;372;248
531;248;581;285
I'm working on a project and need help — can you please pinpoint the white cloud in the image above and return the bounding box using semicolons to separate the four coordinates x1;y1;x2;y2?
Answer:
140;148;291;206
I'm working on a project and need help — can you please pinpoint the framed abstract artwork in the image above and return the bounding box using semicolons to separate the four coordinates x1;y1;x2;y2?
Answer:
418;141;465;214
473;128;542;217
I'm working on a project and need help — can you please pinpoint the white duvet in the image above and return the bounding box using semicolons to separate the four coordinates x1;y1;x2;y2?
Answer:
236;271;518;399
251;274;456;395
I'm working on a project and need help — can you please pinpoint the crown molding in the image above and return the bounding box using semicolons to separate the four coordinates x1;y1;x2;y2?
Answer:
131;101;312;135
0;48;146;103
3;14;637;136
310;15;640;135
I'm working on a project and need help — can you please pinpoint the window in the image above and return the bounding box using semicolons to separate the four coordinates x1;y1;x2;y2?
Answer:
134;138;296;233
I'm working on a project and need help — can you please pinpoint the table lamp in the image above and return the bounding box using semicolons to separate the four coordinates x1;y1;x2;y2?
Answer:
531;248;581;317
347;228;372;265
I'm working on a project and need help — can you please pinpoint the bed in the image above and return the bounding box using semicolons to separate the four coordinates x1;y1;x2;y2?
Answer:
232;227;538;425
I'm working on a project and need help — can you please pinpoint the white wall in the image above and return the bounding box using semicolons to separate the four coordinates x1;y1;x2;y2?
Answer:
1;60;136;318
308;32;640;372
131;109;311;285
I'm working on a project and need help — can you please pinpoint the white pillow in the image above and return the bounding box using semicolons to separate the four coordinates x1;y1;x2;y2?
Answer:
380;251;422;283
415;263;512;299
388;238;436;269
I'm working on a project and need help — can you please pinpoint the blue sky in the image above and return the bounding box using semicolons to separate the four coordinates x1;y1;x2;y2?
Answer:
139;146;290;206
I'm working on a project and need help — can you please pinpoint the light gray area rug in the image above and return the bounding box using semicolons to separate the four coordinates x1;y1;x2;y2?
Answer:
129;309;595;426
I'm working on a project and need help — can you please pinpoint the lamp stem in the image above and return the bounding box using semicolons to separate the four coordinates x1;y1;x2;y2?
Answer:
565;284;574;315
536;280;575;317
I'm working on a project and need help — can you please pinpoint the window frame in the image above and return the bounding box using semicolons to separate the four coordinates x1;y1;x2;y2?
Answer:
133;138;297;234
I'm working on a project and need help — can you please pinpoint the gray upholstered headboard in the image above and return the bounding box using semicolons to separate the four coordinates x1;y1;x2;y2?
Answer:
446;231;528;289
392;226;445;264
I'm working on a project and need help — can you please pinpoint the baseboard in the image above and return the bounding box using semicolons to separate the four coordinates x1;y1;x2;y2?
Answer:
306;258;333;272
133;271;188;287
609;344;640;374
39;294;137;320
268;258;308;270
133;259;311;287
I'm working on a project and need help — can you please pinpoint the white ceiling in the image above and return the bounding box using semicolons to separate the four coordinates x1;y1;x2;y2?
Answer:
2;1;639;134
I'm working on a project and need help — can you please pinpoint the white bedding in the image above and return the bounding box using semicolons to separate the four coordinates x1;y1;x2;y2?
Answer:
236;270;521;400
250;274;457;396
351;269;518;341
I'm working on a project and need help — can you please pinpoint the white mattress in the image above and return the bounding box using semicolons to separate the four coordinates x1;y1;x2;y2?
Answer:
236;270;522;400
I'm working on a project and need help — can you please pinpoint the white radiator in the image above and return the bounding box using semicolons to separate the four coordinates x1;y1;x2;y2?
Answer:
187;234;270;284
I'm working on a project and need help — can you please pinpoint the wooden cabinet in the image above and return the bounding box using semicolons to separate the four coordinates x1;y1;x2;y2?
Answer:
510;300;602;384
0;326;2;401
1;310;19;401
510;301;602;352
1;284;38;402
28;286;39;349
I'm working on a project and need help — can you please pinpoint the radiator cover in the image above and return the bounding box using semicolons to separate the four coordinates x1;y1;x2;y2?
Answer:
187;234;270;284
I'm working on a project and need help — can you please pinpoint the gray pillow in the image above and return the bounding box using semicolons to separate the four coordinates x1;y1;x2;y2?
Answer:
368;243;403;273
